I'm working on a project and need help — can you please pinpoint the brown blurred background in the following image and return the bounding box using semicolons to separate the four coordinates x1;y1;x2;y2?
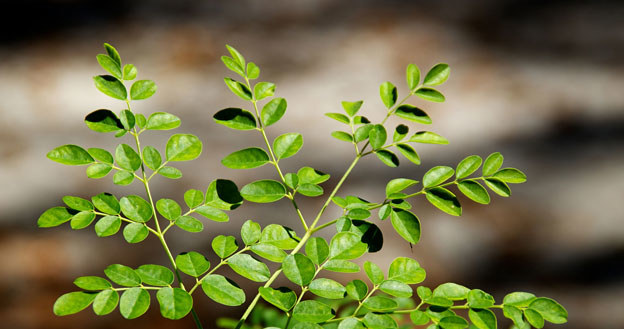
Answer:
1;0;623;328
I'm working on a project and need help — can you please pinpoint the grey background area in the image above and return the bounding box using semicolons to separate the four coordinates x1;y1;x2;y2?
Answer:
0;1;623;328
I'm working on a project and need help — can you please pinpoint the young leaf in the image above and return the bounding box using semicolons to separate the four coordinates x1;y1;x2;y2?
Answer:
175;215;203;232
123;223;149;243
298;183;324;197
380;81;398;108
136;264;174;286
212;235;238;258
224;77;252;100
47;145;94;165
423;166;454;187
115;144;141;171
261;97;287;126
156;287;193;320
222;147;269;169
273;132;303;159
103;43;121;65
424;63;450;86
246;62;260;79
456;155;482;179
409;131;449;144
240;179;286;203
390;209;421;244
93;75;127;100
292;300;335;323
222;55;245;77
254;81;275;100
342;100;363;116
484;178;511;197
146;112;181;130
309;278;346;299
325;112;350;124
394;105;431;124
305;237;329;265
483;152;504;176
53;291;97;316
130;80;157;100
284;172;298;189
119;288;150;319
386;178;419;196
166;134;202;161
227;254;271;282
123;64;137;80
388;257;426;284
425;187;462;216
226;45;245;67
457;180;490;204
331;131;353;142
104;264;141;287
406;64;421;90
176;251;210;277
416;88;445;102
202;274;245;306
493;168;527;183
120;195;153;223
85;109;123;133
213;108;257;130
259;287;297;312
93;290;119;315
142;146;162;170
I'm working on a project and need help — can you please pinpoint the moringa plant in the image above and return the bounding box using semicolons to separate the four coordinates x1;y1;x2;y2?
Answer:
39;43;568;329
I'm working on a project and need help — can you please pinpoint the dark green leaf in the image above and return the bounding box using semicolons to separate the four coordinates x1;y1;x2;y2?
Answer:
493;168;527;184
93;75;127;100
363;312;397;329
103;43;121;65
222;147;269;169
397;143;421;165
456;155;482;179
73;276;111;290
123;223;149;243
342;100;363;116
325;112;350;124
176;251;210;277
395;105;431;124
388;257;426;284
53;291;96;316
241;179;286;203
94;215;121;237
156;287;193;320
379;280;412;298
391;209;421;244
213;108;256;130
482;152;503;176
305;237;329;265
363;261;384;285
282;253;315;286
156;198;181;220
259;287;296;312
380;81;398;108
293;300;335;323
309;278;346;299
416;88;445;102
376;150;399;167
241;219;261;245
426;187;462;216
166;134;202;162
458;180;490;204
85;109;123;133
363;296;398;312
224;77;252;100
47;145;94;165
70;211;96;229
123;64;137;80
202;274;245;306
120;288;150;319
323;259;360;273
409;131;449;144
406;64;421;90
92;193;120;215
130;80;157;100
484;178;511;197
274;133;303;160
146;112;181;130
529;297;567;324
104;264;141;287
38;207;73;228
175;215;203;232
424;63;450;86
468;309;497;329
393;124;409;142
212;235;238;258
120;195;153;222
93;289;119;315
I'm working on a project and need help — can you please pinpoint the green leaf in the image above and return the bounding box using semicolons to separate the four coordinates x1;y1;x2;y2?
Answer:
298;183;324;197
137;264;174;286
241;179;286;203
456;155;482;179
184;189;204;209
47;145;94;165
97;54;122;78
260;224;299;249
92;193;120;215
380;81;398;108
166;133;202;162
439;316;468;329
325;112;350;124
158;166;183;179
88;147;114;164
354;124;374;142
388;257;426;284
93;75;127;100
85;109;123;133
426;187;462;216
70;211;96;229
363;312;398;329
224;77;252;100
484;178;511;197
274;133;303;159
123;64;137;80
142;146;162;170
417;286;432;301
284;173;298;189
202;274;245;306
135;113;147;129
115;144;141;171
298;167;330;184
156;287;193;320
212;235;238;258
363;296;398;312
369;124;387;150
341;100;363;116
386;178;419;197
379;280;412;298
378;204;391;220
406;64;421;90
74;276;111;290
410;131;449;144
222;55;244;77
241;219;261;245
87;163;112;179
120;287;150;319
458;180;490;204
503;305;525;328
338;318;366;329
524;308;544;328
416;88;445;102
254;81;275;100
347;208;371;220
346;279;368;300
376;150;399;167
423;166;454;187
467;289;495;308
468;309;497;329
433;283;470;300
410;310;429;325
250;243;287;262
309;278;346;299
493;168;527;184
38;207;73;228
120;195;153;223
529;297;567;324
390;209;421;244
53;291;97;316
175;215;203;232
228;254;271;282
226;45;245;67
424;63;450;86
305;237;329;265
396;144;421;165
94;216;121;237
282;253;315;286
119;110;135;130
213;108;257;130
483;152;503;176
103;43;121;65
123;223;149;243
146;112;181;130
104;264;141;287
395;105;431;124
112;170;134;185
156;198;181;221
93;289;119;315
332;131;353;142
293;300;335;323
329;232;367;260
503;292;536;308
130;80;157;100
222;147;269;169
176;251;210;277
393;124;409;142
363;261;384;285
203;180;242;212
261;97;287;126
247;62;260;79
259;287;297;312
323;259;360;273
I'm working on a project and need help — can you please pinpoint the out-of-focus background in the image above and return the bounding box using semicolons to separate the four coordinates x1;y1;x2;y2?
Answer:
1;0;623;328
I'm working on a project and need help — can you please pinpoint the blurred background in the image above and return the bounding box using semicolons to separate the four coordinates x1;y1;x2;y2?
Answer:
1;0;623;328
